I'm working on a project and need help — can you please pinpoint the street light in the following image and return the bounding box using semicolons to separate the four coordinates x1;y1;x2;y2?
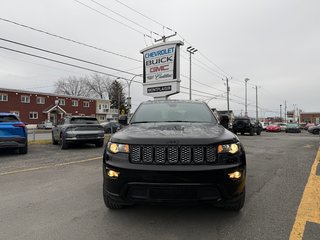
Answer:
187;46;198;100
280;104;282;122
244;78;250;117
117;74;142;112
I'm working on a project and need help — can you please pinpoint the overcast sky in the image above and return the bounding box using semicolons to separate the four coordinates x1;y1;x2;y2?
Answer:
0;0;319;118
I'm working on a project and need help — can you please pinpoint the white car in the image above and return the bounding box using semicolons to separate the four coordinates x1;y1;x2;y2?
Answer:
37;121;53;129
260;121;269;130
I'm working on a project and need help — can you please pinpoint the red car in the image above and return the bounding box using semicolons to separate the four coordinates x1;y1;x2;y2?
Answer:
266;124;281;132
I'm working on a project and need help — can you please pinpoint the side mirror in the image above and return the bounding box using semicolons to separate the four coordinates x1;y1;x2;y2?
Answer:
220;115;229;129
118;115;128;125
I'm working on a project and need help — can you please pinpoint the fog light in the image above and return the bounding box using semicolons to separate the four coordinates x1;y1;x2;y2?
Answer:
107;170;120;178
228;171;241;179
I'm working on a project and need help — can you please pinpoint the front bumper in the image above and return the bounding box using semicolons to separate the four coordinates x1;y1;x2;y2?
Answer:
103;160;246;205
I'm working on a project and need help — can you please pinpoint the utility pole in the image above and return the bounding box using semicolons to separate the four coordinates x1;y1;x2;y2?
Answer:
226;77;230;114
280;104;282;121
284;100;287;122
187;46;198;100
244;78;250;117
255;85;259;121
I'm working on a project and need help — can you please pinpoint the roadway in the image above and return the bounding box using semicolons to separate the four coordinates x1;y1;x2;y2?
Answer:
0;131;319;240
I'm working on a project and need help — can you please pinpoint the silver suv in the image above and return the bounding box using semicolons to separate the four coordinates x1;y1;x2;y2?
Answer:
52;116;104;149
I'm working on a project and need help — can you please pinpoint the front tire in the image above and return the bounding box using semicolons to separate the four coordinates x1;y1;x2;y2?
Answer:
60;135;68;149
225;189;245;211
103;188;124;209
313;129;320;135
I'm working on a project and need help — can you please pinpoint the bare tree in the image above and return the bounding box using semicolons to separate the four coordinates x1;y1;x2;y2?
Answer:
86;73;111;99
54;76;91;97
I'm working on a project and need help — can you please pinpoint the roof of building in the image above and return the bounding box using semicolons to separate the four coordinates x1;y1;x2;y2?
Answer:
0;87;110;102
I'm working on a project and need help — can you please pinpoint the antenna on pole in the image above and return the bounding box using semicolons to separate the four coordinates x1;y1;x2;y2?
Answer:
154;32;177;42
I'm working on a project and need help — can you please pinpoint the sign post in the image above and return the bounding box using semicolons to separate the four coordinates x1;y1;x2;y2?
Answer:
140;41;184;100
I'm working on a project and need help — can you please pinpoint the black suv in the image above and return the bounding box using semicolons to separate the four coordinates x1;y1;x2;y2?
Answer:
103;100;246;211
232;117;262;136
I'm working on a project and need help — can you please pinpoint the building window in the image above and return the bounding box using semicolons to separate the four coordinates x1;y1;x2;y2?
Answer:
29;112;38;119
0;93;8;101
71;100;78;107
58;99;65;105
21;95;30;103
10;111;19;117
83;101;90;108
99;115;105;121
36;96;45;104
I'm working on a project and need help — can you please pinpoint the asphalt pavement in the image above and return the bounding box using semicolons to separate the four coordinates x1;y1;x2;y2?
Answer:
0;131;319;240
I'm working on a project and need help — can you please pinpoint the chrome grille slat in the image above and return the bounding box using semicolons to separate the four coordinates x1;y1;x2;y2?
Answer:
130;145;217;165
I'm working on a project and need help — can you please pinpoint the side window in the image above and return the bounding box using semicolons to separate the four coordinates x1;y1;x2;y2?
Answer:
83;101;90;108
72;100;78;107
29;112;38;119
36;96;45;104
0;93;8;101
21;95;30;103
58;99;65;105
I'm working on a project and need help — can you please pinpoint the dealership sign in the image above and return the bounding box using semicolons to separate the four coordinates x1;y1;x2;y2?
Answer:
140;41;184;98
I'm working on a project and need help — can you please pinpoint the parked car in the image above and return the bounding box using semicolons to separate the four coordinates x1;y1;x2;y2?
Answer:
37;120;53;129
103;100;246;211
304;123;315;130
260;121;269;130
276;123;287;131
307;124;320;134
100;121;121;134
232;117;262;135
52;116;105;149
285;123;301;133
0;112;28;154
266;124;281;132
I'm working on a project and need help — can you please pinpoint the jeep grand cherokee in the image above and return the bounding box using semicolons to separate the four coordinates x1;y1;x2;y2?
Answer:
103;100;246;210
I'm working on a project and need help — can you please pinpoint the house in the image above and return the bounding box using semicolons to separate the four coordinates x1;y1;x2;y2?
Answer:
0;88;117;127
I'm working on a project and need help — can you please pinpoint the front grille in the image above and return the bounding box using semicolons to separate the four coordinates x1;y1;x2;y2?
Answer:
130;145;217;165
76;134;98;139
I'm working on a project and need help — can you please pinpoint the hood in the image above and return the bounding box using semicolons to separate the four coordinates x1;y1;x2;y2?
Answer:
110;122;237;145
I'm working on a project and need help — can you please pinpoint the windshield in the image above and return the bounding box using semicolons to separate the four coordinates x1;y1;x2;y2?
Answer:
0;115;19;122
130;101;217;124
70;117;99;124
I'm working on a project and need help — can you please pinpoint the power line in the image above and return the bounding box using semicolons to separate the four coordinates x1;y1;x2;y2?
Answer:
181;53;225;80
73;0;156;40
180;74;225;93
88;0;162;37
0;17;141;63
0;45;142;83
113;0;175;33
114;0;232;78
0;37;140;77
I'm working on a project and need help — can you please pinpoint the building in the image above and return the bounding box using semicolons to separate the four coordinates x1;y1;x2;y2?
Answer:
300;112;320;124
0;88;117;127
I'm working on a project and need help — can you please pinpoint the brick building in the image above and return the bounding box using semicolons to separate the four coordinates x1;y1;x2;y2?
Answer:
0;88;117;126
300;112;320;124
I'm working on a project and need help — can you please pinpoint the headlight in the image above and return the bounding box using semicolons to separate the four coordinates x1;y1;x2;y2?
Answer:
107;142;129;154
217;143;239;154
